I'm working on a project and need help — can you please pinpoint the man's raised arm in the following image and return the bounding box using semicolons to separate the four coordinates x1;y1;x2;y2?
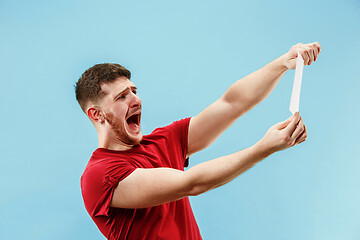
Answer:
187;42;321;157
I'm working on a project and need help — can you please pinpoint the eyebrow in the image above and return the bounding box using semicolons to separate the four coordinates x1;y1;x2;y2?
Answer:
113;86;137;101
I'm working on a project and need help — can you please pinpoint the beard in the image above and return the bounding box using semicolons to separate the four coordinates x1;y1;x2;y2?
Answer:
104;111;141;145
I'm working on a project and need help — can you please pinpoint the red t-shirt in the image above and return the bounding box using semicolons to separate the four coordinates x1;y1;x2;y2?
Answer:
81;118;202;240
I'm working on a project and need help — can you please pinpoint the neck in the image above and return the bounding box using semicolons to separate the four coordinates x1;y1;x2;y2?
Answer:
98;130;135;151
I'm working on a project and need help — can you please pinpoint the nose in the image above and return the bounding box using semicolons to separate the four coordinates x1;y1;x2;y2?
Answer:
130;91;141;109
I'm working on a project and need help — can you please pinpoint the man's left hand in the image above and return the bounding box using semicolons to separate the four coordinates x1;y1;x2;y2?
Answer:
284;42;321;69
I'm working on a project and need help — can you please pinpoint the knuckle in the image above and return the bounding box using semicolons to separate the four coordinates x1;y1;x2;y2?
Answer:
285;137;293;145
280;138;288;145
282;134;290;142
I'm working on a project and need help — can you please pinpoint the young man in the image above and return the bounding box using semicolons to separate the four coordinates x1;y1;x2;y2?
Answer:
76;42;321;240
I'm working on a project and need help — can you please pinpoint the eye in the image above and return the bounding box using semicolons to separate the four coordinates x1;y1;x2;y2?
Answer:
117;95;125;100
132;90;137;95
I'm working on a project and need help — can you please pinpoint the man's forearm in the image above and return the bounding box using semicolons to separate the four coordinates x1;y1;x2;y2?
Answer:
185;142;272;196
184;111;306;196
222;54;288;115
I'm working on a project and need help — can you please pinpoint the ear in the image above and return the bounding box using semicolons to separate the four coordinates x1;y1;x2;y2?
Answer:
87;106;105;124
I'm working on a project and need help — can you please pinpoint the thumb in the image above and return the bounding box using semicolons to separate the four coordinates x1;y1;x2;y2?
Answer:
275;115;294;130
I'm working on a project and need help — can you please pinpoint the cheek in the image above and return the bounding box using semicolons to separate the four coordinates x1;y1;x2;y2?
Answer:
105;113;127;135
107;107;126;121
113;104;128;117
105;112;122;125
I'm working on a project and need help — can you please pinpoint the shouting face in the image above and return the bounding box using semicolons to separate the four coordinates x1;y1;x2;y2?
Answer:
100;77;143;146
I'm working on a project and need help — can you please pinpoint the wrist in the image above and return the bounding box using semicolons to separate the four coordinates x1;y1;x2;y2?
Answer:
252;140;275;159
276;53;290;71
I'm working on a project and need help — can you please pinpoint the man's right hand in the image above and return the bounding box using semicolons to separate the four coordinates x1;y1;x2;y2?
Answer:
255;112;307;155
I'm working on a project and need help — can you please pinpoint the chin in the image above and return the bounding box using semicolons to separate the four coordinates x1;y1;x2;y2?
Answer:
122;124;143;145
130;133;143;145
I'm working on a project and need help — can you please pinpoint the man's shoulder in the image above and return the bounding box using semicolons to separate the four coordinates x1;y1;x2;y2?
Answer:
81;149;137;188
145;117;191;137
82;149;131;178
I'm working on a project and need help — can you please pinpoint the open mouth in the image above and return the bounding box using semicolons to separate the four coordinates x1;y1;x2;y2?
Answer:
126;113;141;131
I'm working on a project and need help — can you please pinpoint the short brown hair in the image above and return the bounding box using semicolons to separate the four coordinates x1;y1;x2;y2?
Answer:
75;63;131;112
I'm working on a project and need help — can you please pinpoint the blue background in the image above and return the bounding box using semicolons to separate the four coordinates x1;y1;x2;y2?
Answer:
1;0;359;239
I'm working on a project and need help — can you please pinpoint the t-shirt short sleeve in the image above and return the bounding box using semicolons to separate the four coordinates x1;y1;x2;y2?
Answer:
166;117;191;167
81;157;136;217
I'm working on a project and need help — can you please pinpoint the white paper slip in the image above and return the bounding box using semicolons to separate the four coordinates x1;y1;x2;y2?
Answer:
289;52;304;114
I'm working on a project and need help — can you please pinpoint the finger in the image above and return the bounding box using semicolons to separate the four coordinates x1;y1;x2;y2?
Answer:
315;41;321;54
294;124;308;145
313;43;319;61
303;49;311;65
284;112;301;135
291;118;305;141
299;48;310;65
312;42;321;60
307;47;315;65
295;137;306;145
295;132;307;145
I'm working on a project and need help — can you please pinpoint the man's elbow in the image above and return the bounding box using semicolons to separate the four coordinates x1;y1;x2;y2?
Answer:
187;185;206;196
185;179;212;196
